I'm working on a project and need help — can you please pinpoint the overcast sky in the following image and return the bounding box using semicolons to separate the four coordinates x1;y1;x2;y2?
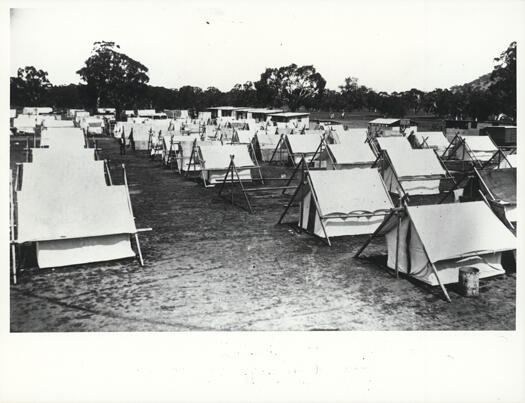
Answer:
9;1;523;93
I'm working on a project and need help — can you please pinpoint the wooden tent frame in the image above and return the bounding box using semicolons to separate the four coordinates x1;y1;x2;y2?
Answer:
217;154;299;214
277;158;394;246
354;197;452;303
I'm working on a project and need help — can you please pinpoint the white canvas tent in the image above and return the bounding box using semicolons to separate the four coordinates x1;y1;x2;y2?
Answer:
23;107;53;115
196;144;257;186
446;135;499;163
40;128;86;149
255;131;281;161
10;109;17;119
280;169;393;245
13;115;38;134
15;154;141;269
412;131;450;155
374;136;412;155
42;118;75;128
161;134;200;168
272;134;323;166
232;129;256;144
321;142;376;169
381;148;448;195
361;202;515;298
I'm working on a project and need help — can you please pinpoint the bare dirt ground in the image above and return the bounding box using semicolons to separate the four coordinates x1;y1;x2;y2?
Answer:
9;136;516;331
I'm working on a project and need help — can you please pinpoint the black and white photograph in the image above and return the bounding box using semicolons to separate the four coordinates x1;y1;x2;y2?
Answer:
1;0;524;401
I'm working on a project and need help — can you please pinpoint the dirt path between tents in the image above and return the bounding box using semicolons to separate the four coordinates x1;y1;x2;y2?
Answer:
10;137;516;331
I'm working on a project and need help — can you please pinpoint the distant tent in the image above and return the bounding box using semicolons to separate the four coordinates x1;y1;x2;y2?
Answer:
271;133;324;166
473;167;516;231
442;135;499;170
161;134;200;168
279;169;393;245
380;148;448;195
373;136;412;156
22;107;53;115
254;131;281;161
357;201;516;301
320;141;376;169
10;109;17;119
13;115;38;134
328;128;368;144
411;131;450;155
42;118;75;128
40;127;86;149
232;128;256;144
194;144;259;186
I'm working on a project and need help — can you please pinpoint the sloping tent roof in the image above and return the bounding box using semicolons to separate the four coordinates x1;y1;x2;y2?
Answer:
40;128;85;149
234;129;256;143
299;169;394;239
406;202;515;263
325;142;376;165
386;148;446;178
285;134;322;154
42;118;75;128
462;135;498;152
369;118;400;125
309;170;393;216
199;144;254;169
20;159;107;191
376;136;412;152
477;168;516;203
331;128;368;144
376;201;516;287
256;132;280;148
30;147;96;165
17;183;136;243
455;135;499;162
13;115;38;129
414;131;449;151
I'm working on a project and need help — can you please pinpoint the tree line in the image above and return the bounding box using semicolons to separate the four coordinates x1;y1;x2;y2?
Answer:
10;41;516;121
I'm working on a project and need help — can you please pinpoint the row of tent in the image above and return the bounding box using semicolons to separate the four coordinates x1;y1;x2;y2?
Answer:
137;122;516;302
10;124;147;284
11;109;113;135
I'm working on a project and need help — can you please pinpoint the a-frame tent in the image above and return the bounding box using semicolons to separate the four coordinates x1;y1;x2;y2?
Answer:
441;134;499;171
161;134;200;169
270;133;325;166
411;131;450;155
193;144;262;187
377;147;453;196
254;131;281;162
370;135;412;156
279;168;394;245
320;141;376;169
472;167;517;231
356;201;516;302
13;155;147;275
